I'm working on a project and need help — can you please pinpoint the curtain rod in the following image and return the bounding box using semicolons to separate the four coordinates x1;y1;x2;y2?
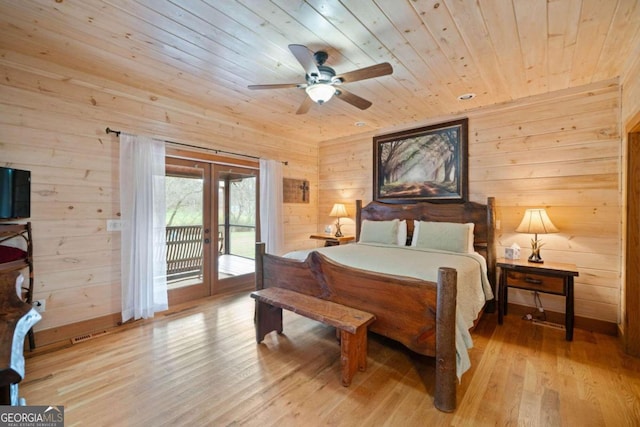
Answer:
105;127;288;165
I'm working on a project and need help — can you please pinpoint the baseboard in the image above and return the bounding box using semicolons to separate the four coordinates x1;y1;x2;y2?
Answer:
32;313;122;352
506;302;618;336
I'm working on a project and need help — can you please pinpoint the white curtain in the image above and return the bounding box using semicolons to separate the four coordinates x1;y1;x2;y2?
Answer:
119;134;168;322
259;159;284;255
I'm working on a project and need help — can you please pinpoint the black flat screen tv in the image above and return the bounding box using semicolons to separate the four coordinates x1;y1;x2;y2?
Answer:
0;167;31;219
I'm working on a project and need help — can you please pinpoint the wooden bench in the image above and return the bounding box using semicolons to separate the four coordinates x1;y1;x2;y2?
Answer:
251;287;376;386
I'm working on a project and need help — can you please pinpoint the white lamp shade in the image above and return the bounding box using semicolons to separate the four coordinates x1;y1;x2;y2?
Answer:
329;203;348;218
515;208;559;234
306;83;336;104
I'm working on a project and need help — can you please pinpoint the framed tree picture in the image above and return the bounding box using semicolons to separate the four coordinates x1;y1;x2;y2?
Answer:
373;118;468;203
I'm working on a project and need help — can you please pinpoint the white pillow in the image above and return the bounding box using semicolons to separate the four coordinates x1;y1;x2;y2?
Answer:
397;220;407;246
359;219;399;245
411;221;420;247
414;221;475;253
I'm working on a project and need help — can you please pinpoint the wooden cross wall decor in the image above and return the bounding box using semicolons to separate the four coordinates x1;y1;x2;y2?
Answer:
283;178;310;203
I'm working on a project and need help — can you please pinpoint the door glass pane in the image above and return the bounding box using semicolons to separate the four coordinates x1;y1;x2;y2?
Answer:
165;166;204;289
218;172;256;280
229;175;256;258
218;180;225;256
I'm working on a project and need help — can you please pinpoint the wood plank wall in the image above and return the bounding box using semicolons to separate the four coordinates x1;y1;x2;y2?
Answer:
623;54;640;126
319;79;622;324
0;52;319;334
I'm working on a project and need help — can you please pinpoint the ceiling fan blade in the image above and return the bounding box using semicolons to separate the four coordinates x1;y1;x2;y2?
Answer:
248;83;304;90
335;88;372;110
336;62;393;83
289;44;320;76
296;96;314;115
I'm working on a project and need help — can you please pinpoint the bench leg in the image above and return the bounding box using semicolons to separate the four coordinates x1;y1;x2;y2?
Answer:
356;327;368;372
254;301;283;343
339;327;368;386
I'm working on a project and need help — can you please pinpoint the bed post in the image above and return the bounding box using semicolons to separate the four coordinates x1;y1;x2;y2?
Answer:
255;242;265;290
434;267;457;413
486;196;497;312
254;242;283;342
355;200;363;242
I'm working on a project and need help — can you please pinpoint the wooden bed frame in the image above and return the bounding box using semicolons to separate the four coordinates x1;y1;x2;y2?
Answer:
254;197;496;412
355;197;496;305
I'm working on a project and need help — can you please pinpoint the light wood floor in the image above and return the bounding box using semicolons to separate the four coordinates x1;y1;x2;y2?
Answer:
21;291;640;426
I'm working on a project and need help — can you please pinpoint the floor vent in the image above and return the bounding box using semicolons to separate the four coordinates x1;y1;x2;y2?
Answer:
70;330;109;344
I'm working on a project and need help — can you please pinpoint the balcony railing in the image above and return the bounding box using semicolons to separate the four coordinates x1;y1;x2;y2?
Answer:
166;225;203;281
165;224;255;282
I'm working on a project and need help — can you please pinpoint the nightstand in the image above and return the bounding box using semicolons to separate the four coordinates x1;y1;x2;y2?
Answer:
497;258;579;341
309;234;355;247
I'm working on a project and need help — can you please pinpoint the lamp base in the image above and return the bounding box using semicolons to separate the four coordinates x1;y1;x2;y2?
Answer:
527;253;544;263
334;221;343;237
528;235;544;263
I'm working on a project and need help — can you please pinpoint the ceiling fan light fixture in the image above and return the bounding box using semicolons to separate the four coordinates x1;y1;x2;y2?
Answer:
250;44;391;113
306;83;336;104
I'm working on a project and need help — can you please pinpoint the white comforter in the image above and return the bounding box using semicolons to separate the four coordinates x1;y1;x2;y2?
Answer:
284;242;494;379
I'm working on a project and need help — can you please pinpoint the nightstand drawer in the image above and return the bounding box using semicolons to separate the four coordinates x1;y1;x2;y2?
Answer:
506;271;565;295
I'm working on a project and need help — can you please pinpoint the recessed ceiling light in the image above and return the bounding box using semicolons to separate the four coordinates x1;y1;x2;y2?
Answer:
355;121;366;127
457;93;476;101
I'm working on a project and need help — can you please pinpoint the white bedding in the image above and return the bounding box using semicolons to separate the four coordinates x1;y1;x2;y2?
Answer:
284;242;494;379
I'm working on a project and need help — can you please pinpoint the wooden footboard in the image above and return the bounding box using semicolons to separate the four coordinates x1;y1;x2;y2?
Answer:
255;243;458;412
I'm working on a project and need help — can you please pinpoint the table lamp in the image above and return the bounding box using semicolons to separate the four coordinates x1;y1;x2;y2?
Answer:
515;208;558;263
329;203;348;238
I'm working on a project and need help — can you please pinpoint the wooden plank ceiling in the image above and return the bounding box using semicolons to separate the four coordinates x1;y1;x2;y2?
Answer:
1;0;638;144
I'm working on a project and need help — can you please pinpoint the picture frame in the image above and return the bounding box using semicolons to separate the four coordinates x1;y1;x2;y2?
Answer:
373;118;468;203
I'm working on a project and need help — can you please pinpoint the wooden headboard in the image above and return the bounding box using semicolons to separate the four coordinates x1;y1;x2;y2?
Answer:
355;197;497;309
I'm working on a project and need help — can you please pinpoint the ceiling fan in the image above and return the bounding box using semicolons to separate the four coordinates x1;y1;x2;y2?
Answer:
248;44;393;114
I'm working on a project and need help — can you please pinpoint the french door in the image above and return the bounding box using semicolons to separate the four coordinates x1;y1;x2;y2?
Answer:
214;164;258;291
165;157;258;305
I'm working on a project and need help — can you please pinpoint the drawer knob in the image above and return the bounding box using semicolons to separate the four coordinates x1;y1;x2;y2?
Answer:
524;277;543;285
